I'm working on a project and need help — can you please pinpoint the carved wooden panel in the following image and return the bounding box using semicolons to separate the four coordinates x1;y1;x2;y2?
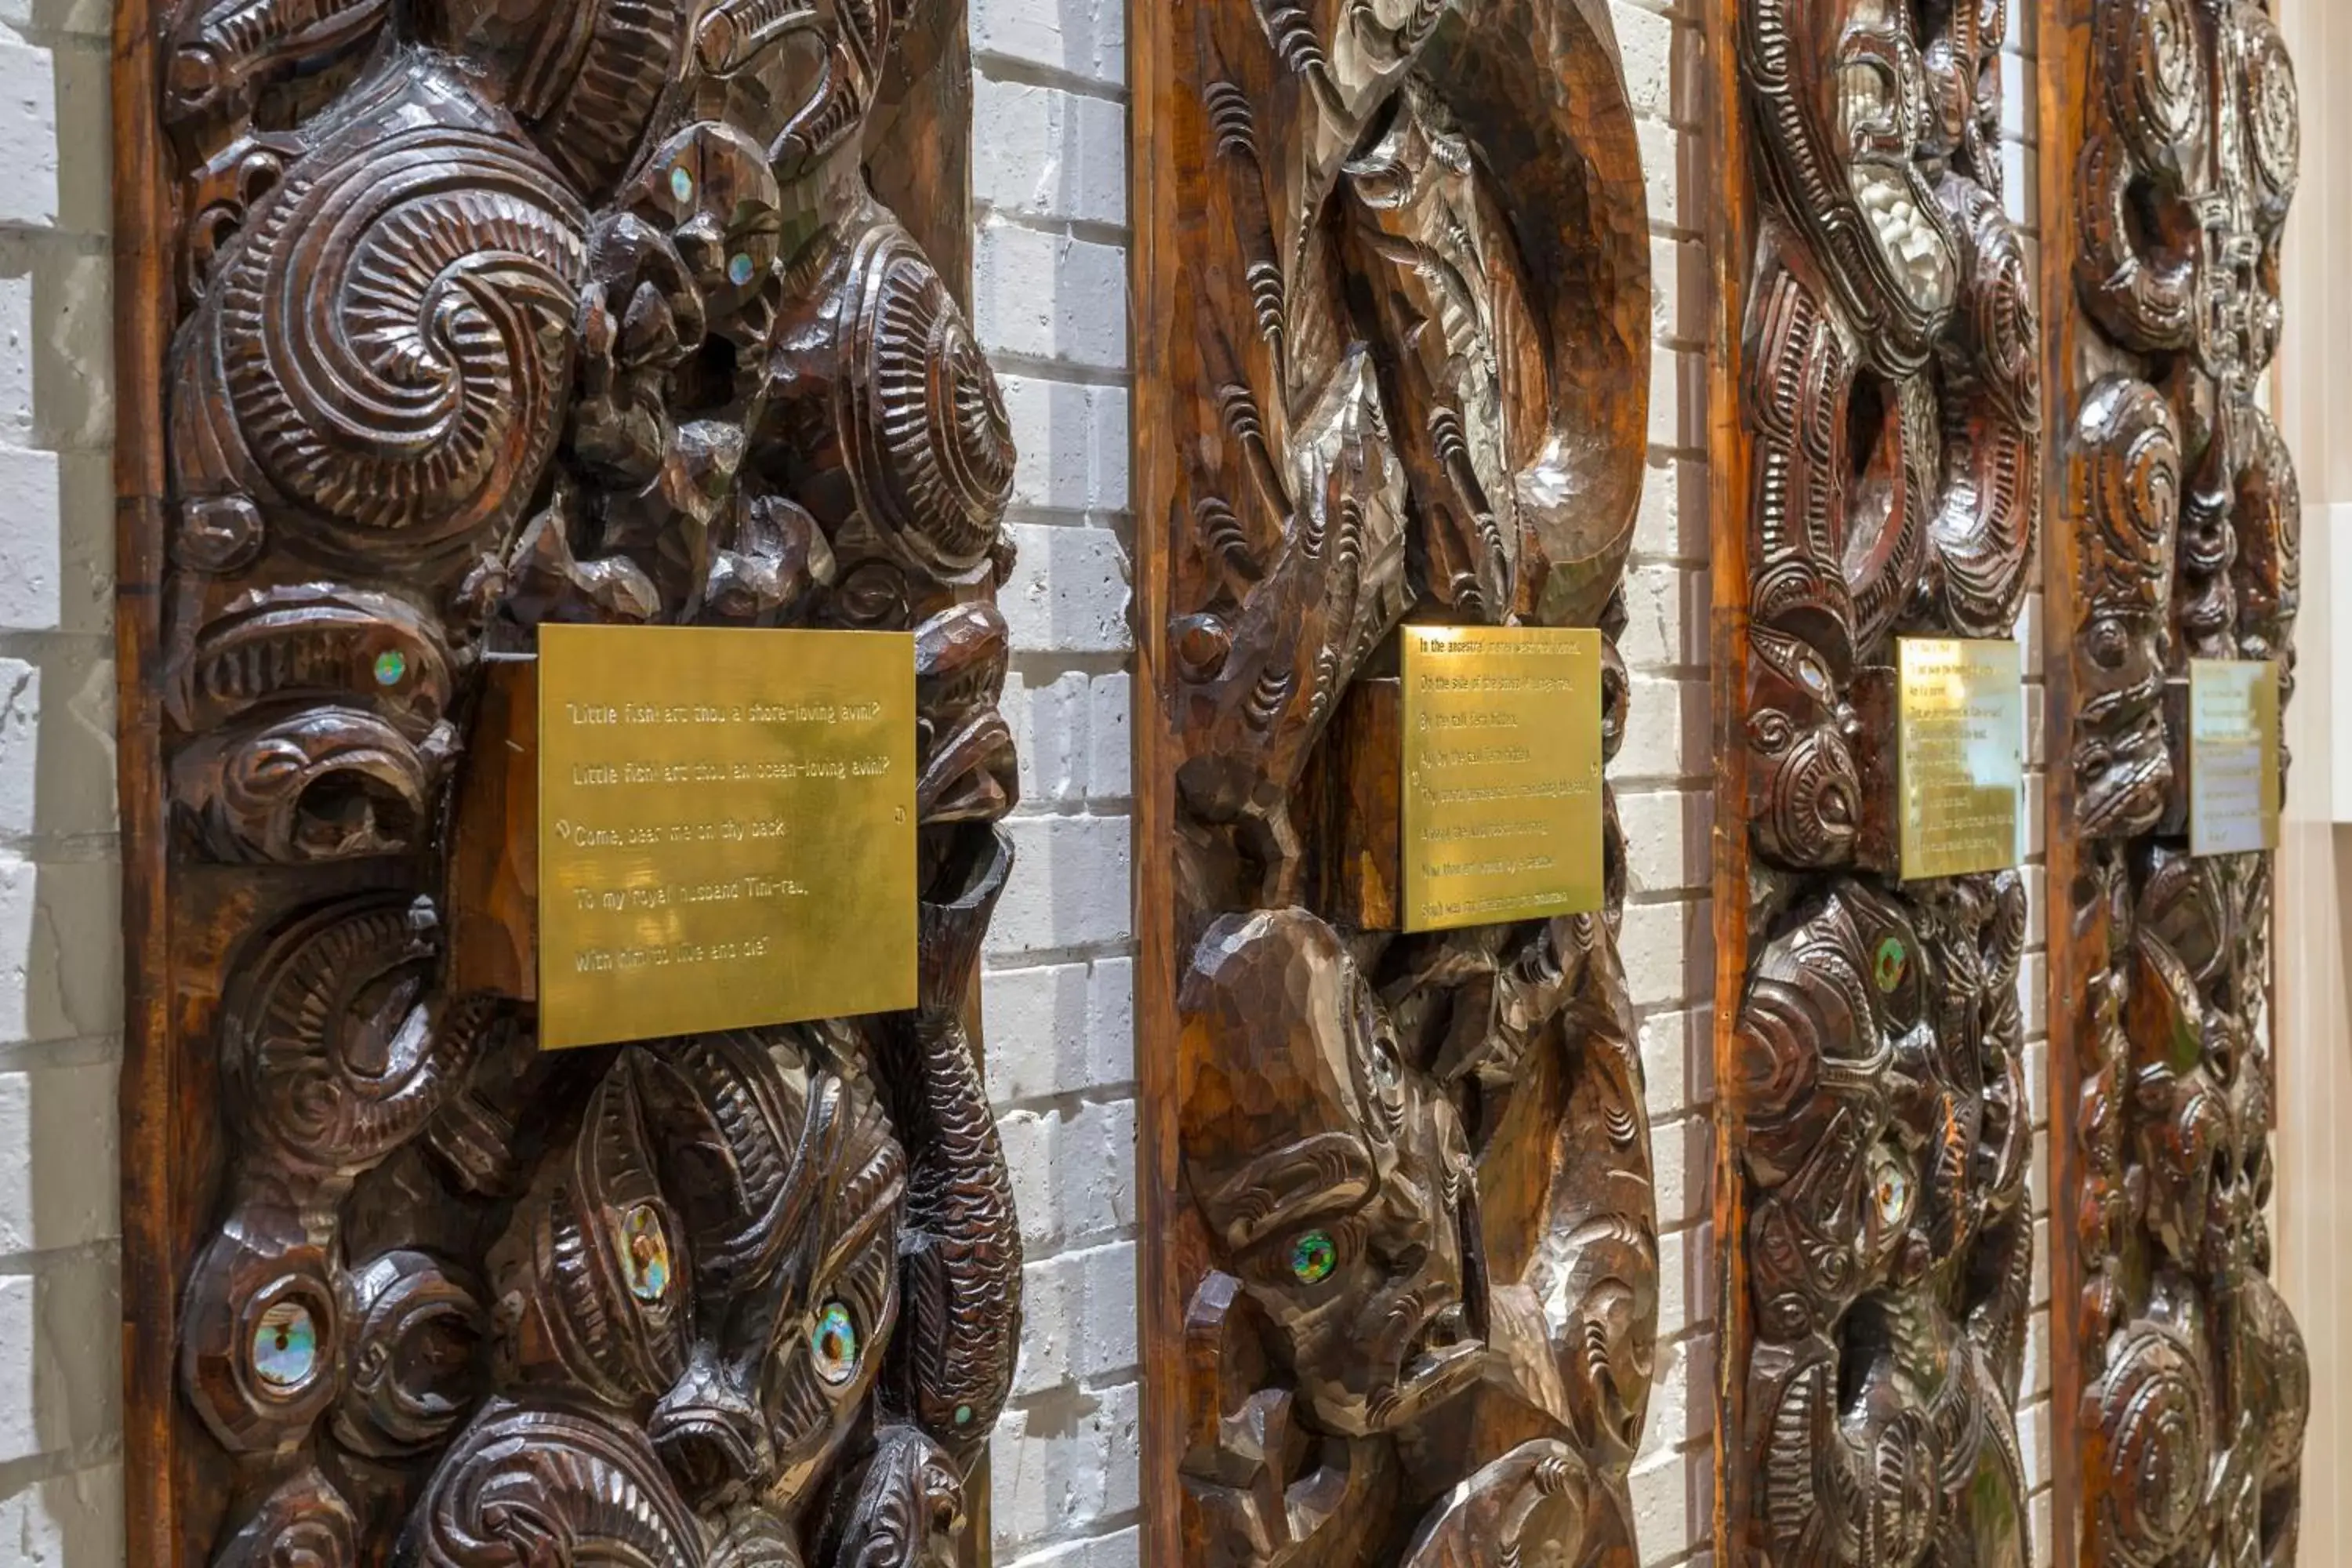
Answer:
2040;1;2309;1559
1711;0;2042;1561
1131;1;1660;1562
112;2;1021;1562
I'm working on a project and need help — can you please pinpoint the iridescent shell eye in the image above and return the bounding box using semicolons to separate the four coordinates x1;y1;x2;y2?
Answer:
1290;1230;1338;1286
1874;935;1908;994
373;650;407;687
615;1205;671;1303
253;1301;319;1390
728;252;757;287
670;166;696;205
1875;1168;1911;1226
811;1301;860;1386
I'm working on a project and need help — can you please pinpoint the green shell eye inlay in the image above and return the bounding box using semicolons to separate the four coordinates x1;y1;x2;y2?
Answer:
1290;1230;1338;1286
617;1205;671;1302
1874;936;1907;993
253;1300;318;1389
811;1301;859;1385
955;1404;975;1427
670;166;696;205
728;252;757;287
373;649;407;687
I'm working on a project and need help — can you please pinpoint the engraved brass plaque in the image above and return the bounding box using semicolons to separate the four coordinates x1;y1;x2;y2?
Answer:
536;624;918;1050
1401;626;1604;934
2190;657;2281;857
1896;637;2024;881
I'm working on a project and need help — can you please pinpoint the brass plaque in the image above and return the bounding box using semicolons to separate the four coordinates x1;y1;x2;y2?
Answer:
1896;637;2024;881
2190;657;2282;857
536;624;918;1050
1401;626;1604;934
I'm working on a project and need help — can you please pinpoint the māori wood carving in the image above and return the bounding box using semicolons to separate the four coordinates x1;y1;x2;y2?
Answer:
1718;0;2041;1561
2042;1;2308;1559
1134;0;1659;1561
116;0;1019;1561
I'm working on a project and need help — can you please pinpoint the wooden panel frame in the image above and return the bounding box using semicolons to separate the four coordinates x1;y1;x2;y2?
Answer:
111;2;1004;1561
2038;16;2096;1552
1702;0;1756;1556
1131;0;1665;1560
1128;0;1187;1553
114;0;174;1558
1708;0;2043;1560
2038;2;2310;1563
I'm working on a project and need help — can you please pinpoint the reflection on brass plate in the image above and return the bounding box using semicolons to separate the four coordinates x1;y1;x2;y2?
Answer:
1400;626;1603;933
2190;657;2281;858
536;624;916;1049
1897;637;2024;881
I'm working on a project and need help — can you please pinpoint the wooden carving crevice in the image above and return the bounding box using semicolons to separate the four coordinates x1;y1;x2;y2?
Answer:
1715;0;2042;1561
114;0;1020;1561
2042;0;2309;1559
1134;0;1661;1561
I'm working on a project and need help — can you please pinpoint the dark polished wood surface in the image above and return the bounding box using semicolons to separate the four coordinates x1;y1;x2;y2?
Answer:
2041;2;2309;1562
1132;0;1662;1561
114;2;1021;1562
1713;0;2043;1562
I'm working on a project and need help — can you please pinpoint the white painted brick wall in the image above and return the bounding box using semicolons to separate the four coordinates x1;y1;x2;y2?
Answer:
1610;2;1716;1557
0;1;124;1559
969;0;1141;1560
2002;8;2057;1557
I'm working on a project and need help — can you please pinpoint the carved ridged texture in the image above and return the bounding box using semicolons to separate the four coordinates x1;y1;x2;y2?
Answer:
847;231;1016;579
402;1399;704;1568
200;124;586;559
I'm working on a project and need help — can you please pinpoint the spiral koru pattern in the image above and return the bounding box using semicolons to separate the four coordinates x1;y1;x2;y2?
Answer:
197;123;587;563
844;227;1016;579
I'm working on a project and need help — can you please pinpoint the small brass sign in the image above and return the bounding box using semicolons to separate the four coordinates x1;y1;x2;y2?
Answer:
2190;657;2281;857
1401;626;1604;934
1896;637;2024;881
536;624;917;1051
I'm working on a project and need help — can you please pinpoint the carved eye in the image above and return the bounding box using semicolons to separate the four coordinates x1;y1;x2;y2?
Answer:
1172;615;1233;683
1873;935;1909;994
615;1205;673;1303
1874;1167;1911;1228
1289;1231;1339;1286
2087;617;2130;670
810;1301;861;1385
252;1301;320;1390
833;561;909;629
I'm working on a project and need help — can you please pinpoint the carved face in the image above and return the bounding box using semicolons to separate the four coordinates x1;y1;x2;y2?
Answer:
2075;378;2180;837
1754;0;1963;353
1181;910;1482;1437
760;1074;908;1509
2128;851;2274;1283
686;0;896;182
1737;887;1951;1328
1745;626;1863;869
